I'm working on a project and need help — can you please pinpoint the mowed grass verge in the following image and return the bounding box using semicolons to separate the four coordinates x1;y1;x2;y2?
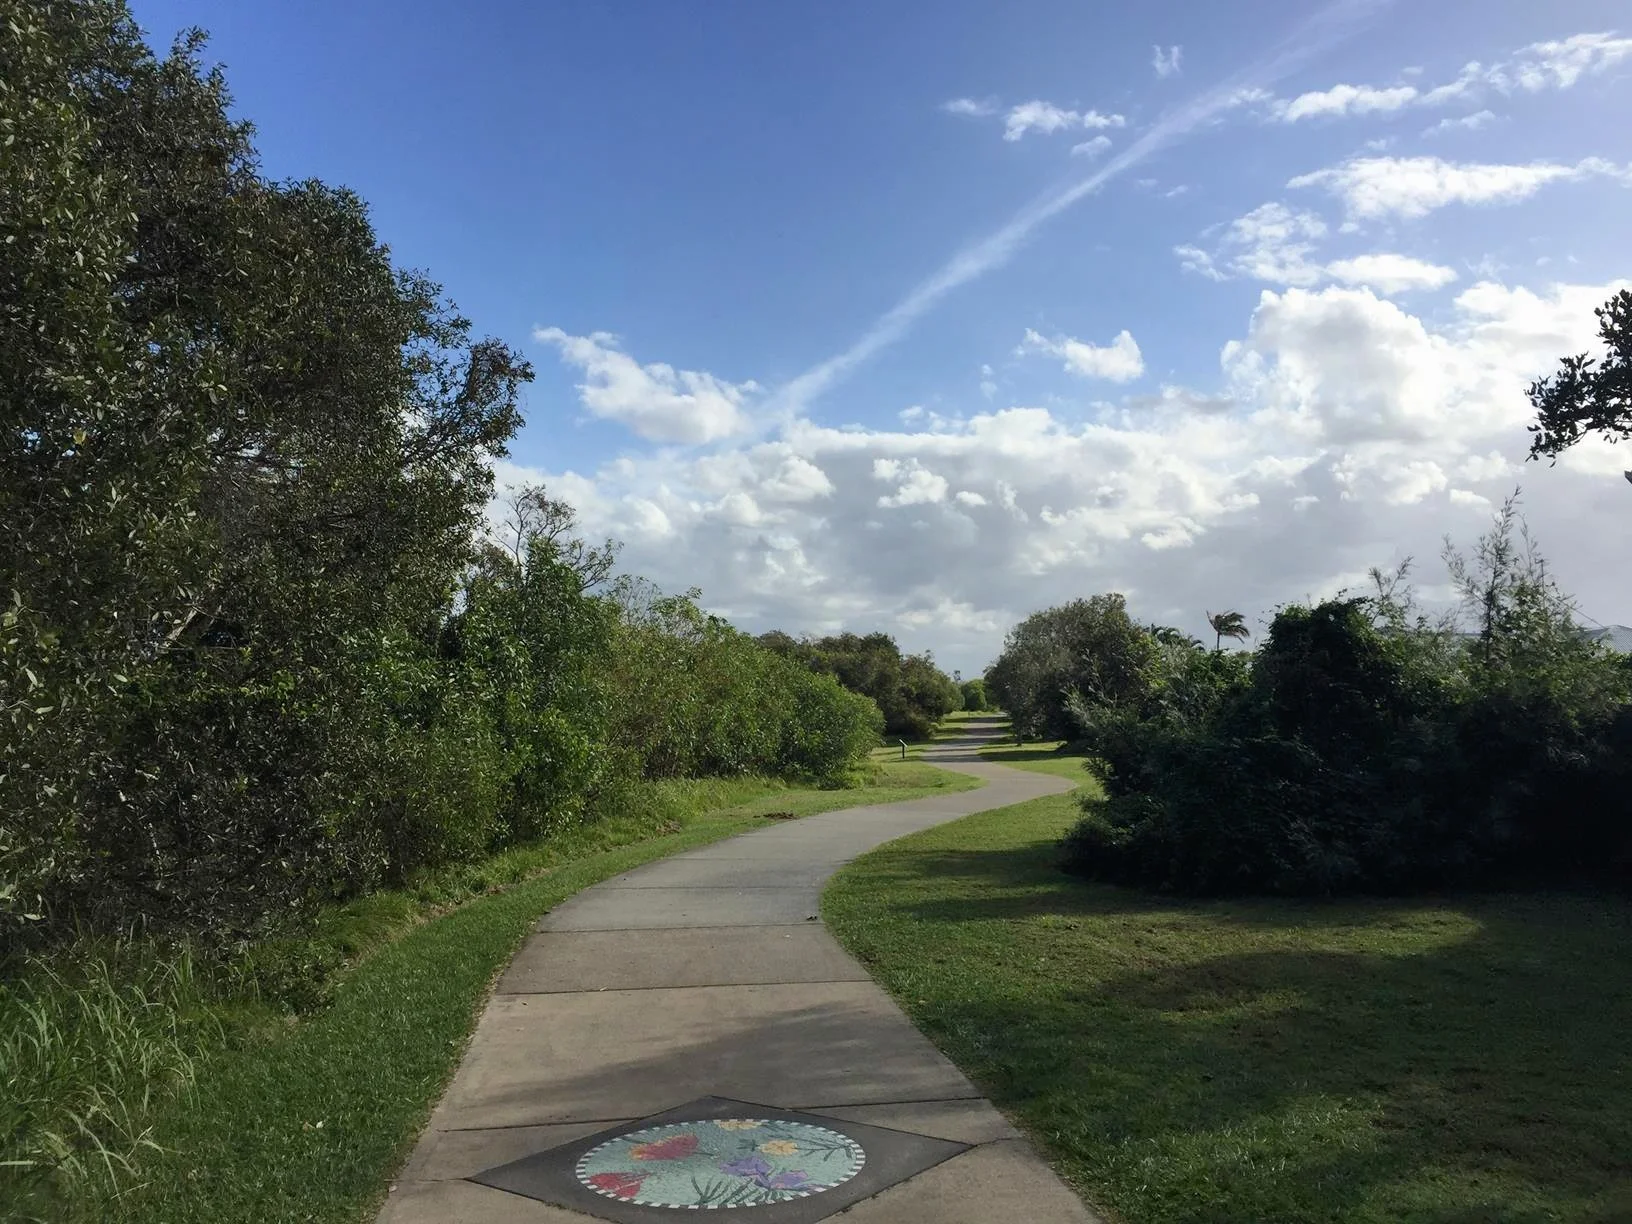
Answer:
72;762;982;1224
824;738;1632;1224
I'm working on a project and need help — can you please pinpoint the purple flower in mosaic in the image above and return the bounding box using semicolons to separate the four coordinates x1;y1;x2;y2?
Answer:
719;1154;772;1179
767;1170;810;1190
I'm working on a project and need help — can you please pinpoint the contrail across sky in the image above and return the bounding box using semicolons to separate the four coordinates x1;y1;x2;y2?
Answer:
774;0;1395;415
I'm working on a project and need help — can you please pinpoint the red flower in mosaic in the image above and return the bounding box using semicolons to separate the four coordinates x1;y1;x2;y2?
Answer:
586;1171;646;1199
630;1132;699;1161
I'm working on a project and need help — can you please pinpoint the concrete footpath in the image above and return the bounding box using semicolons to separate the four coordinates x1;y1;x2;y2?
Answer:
378;716;1100;1223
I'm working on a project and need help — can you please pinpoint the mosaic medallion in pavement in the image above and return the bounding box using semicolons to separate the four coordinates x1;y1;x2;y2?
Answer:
471;1096;967;1223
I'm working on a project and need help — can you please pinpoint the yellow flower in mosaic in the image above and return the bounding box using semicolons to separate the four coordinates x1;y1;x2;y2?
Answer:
715;1119;762;1131
757;1139;800;1156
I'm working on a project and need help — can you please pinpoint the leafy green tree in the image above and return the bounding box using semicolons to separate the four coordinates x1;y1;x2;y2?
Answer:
1527;289;1632;468
438;496;622;859
495;483;618;589
985;595;1159;740
0;1;891;951
959;678;989;711
1;3;529;939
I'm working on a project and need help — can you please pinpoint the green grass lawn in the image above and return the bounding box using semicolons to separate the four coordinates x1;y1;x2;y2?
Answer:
23;761;980;1224
824;753;1632;1224
977;736;1096;783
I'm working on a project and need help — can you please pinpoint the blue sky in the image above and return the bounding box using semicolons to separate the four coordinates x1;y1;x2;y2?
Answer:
134;1;1632;673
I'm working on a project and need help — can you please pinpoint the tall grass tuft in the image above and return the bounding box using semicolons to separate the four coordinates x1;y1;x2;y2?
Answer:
1;943;214;1223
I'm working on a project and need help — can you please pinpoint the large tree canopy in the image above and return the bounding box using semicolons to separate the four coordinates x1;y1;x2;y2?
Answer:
0;4;887;956
0;2;533;938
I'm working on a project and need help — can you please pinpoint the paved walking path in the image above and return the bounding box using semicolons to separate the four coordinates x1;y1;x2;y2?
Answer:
378;717;1100;1223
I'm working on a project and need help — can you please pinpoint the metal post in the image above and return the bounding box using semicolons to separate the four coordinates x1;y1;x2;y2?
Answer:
898;739;907;760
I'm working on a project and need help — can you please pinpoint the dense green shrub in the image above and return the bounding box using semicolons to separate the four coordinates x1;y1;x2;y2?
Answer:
1061;509;1632;894
777;667;886;783
760;631;959;739
610;585;881;785
1066;599;1458;893
959;678;989;711
984;594;1161;740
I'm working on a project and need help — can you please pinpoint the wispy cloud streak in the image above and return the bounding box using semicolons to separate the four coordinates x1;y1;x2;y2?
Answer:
775;0;1395;414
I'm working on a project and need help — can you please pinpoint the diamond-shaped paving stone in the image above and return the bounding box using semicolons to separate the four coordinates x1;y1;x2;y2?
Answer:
470;1096;969;1222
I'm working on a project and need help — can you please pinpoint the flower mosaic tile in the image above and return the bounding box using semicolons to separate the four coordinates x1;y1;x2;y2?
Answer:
470;1096;969;1223
577;1118;865;1208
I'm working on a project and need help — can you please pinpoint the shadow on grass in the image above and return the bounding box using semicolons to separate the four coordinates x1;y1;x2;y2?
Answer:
870;837;1580;932
839;836;1632;1223
975;746;1089;765
873;715;1013;757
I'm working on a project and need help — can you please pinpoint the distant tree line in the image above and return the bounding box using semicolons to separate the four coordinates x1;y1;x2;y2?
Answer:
758;631;962;740
0;5;881;950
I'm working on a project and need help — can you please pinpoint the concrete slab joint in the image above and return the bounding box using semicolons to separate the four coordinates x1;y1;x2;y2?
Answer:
377;717;1102;1224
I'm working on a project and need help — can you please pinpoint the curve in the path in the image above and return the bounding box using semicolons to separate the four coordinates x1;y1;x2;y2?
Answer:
379;714;1100;1224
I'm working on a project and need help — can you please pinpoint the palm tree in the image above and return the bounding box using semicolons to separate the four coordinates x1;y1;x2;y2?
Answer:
1207;610;1250;652
1148;624;1195;649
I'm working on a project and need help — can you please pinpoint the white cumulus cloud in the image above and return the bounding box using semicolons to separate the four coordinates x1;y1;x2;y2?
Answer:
1507;31;1632;91
875;458;950;508
1176;202;1460;296
1153;45;1183;78
1071;135;1113;159
1423;109;1496;136
759;454;835;502
1176;203;1328;286
1248;30;1632;126
1221;203;1328;284
942;96;998;117
1288;155;1626;221
534;329;756;444
1003;100;1126;141
1325;253;1459;293
1274;82;1418;121
1019;328;1146;382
